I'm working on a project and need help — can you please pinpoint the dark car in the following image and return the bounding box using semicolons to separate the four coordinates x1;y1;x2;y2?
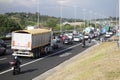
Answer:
63;38;73;44
0;44;6;55
0;39;7;48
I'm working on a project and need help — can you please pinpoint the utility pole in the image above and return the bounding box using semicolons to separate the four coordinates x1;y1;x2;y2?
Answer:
89;11;92;26
74;5;77;31
83;9;86;28
60;5;62;33
37;0;40;26
118;0;120;48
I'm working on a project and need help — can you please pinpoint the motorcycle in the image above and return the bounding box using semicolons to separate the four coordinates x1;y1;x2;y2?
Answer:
82;39;86;48
9;61;21;75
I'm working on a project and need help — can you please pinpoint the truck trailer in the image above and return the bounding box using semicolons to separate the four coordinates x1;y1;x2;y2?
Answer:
11;28;58;58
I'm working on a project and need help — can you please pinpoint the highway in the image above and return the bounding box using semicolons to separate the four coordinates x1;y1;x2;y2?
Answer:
0;39;97;80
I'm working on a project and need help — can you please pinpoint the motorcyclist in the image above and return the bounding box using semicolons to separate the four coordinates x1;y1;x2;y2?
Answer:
13;56;21;68
9;56;21;75
82;37;86;48
82;32;86;48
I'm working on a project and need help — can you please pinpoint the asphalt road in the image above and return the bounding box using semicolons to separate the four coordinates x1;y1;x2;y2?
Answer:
0;39;97;80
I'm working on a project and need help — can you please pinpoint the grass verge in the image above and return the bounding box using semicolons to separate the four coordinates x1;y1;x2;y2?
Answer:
45;40;120;80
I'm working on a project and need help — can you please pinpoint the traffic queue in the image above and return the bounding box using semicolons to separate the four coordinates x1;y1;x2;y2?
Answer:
54;25;116;46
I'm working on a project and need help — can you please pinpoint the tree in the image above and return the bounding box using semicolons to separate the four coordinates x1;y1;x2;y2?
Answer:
46;18;58;29
0;14;21;34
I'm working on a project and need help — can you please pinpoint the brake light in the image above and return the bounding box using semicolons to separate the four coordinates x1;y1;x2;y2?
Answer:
28;42;30;48
12;41;15;46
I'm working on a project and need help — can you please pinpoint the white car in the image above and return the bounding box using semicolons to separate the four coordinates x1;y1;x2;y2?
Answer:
84;35;89;39
73;35;81;42
107;32;113;35
105;32;111;38
6;33;12;38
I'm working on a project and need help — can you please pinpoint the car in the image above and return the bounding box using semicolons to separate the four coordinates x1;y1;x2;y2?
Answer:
63;38;73;44
67;33;73;40
107;31;113;35
84;34;89;40
52;39;59;49
89;33;94;39
6;33;12;38
54;36;61;43
0;39;7;48
73;34;83;42
0;44;6;55
105;32;111;38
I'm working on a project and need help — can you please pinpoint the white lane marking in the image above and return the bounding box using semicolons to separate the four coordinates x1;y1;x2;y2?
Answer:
0;69;12;75
0;58;7;61
47;43;81;57
0;57;44;75
0;43;81;75
59;52;73;57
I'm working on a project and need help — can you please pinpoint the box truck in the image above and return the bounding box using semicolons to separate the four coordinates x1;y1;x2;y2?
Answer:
11;28;58;58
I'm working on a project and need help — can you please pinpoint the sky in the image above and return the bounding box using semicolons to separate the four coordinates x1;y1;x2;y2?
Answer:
0;0;119;19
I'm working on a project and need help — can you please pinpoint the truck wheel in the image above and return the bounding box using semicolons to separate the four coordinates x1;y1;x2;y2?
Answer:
33;53;36;59
49;46;53;53
38;51;41;58
33;51;37;59
45;47;49;54
33;48;40;59
36;50;39;58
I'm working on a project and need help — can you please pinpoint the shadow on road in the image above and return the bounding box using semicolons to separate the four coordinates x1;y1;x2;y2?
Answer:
0;62;10;72
20;68;38;74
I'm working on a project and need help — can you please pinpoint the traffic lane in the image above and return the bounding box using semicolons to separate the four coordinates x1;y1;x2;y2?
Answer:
0;49;13;72
0;42;94;80
0;39;93;73
0;41;78;73
0;36;97;73
0;47;13;63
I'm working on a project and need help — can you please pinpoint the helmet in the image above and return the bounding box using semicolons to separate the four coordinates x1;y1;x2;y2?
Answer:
14;56;18;59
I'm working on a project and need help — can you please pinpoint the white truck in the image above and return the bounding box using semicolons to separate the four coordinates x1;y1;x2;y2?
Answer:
11;28;58;58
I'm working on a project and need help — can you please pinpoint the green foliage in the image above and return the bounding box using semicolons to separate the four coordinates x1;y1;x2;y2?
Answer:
63;24;74;30
0;12;86;34
0;14;21;34
45;18;58;28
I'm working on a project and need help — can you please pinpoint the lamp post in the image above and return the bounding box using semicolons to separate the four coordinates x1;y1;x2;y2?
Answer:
37;0;40;26
83;9;86;28
74;5;77;31
118;0;120;48
60;5;62;32
94;13;97;28
89;11;92;26
58;0;66;33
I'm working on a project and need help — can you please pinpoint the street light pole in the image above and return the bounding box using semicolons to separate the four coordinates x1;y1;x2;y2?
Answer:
60;5;62;33
118;0;120;48
74;5;77;31
116;1;118;29
37;0;40;26
94;13;97;28
83;9;86;28
89;11;92;26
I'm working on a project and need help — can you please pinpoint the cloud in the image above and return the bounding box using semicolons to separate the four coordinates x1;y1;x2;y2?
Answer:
0;0;117;18
14;0;37;7
0;0;38;7
0;0;14;3
56;0;73;6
